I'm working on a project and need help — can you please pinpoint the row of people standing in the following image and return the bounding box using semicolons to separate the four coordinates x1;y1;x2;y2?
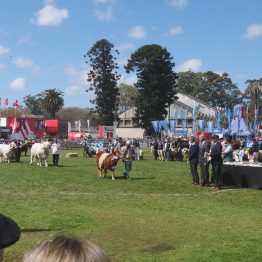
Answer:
150;137;189;161
188;134;222;191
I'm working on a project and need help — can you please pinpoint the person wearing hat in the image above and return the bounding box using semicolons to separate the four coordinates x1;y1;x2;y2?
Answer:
188;136;199;185
0;214;21;262
210;135;223;191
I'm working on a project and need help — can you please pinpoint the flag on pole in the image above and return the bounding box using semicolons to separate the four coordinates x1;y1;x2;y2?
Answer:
12;99;19;107
179;107;183;119
4;98;8;106
173;109;177;120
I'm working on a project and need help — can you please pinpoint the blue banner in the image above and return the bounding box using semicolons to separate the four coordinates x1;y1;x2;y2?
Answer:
192;121;196;133
182;120;186;131
151;121;159;134
198;120;205;132
169;120;176;133
174;130;187;135
159;120;169;133
217;110;221;129
207;121;214;133
227;108;232;129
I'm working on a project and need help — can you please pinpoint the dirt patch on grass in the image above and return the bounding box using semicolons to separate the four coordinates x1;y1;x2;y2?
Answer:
8;191;27;197
142;243;175;254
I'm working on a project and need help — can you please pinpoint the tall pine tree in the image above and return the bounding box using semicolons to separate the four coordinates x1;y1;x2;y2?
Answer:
85;39;120;125
125;44;177;135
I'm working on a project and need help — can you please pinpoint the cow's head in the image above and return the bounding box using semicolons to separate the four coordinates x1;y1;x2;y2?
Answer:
43;141;51;149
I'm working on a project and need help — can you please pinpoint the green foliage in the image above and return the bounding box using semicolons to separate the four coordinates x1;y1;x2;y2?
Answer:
85;39;120;126
1;150;262;262
244;79;262;121
177;71;243;109
56;107;99;126
0;107;30;117
126;44;178;135
40;89;64;119
118;83;139;113
23;94;44;115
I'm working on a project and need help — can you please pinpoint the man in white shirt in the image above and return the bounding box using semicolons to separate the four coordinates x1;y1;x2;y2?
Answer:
51;140;61;166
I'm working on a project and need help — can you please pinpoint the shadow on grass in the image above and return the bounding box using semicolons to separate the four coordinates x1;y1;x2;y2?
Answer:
115;176;156;180
100;176;156;180
22;228;62;233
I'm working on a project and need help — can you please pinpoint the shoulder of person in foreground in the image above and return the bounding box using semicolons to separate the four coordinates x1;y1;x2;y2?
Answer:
22;234;110;262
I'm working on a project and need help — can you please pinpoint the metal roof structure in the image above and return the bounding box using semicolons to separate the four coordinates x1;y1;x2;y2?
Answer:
170;92;216;118
119;92;217;121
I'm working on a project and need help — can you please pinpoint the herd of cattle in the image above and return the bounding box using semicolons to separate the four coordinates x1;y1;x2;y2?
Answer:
0;139;139;181
0;141;51;166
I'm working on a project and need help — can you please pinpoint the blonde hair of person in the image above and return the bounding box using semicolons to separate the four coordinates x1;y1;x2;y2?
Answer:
23;234;110;262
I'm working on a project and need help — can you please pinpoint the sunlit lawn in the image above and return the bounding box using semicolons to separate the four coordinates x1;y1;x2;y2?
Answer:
1;149;262;261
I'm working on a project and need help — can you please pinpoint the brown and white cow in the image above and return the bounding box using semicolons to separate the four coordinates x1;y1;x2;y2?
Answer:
95;149;123;180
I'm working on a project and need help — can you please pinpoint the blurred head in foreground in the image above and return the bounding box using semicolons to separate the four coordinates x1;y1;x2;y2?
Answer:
23;234;110;262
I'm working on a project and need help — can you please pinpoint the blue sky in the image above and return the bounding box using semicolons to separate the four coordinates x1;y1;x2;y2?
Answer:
0;0;262;108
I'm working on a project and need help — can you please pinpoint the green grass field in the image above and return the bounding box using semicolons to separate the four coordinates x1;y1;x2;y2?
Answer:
1;149;262;262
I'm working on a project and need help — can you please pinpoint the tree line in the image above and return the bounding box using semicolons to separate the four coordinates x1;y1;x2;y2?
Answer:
2;39;261;135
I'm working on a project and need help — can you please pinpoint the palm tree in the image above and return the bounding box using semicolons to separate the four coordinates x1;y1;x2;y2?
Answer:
41;89;64;119
246;81;262;98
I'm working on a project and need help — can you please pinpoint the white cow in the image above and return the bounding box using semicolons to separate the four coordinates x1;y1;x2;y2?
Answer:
0;143;16;163
30;141;51;167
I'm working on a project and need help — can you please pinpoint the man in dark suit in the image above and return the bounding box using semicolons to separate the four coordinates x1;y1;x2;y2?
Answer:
210;135;223;190
198;134;211;186
188;136;199;185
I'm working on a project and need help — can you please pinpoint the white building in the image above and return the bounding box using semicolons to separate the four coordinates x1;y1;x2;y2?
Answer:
116;93;216;138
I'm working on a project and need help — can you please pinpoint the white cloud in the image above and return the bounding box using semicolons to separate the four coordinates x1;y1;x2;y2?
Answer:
13;57;34;68
128;25;146;40
165;26;183;36
17;35;33;46
242;23;262;40
117;57;128;67
64;64;89;96
94;6;113;22
0;44;10;56
64;64;78;77
176;58;202;72
116;43;134;53
65;86;83;95
0;64;5;71
12;57;40;73
167;0;188;9
31;5;69;26
9;77;26;91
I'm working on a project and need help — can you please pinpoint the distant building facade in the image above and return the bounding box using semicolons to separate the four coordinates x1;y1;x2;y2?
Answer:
116;93;216;138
